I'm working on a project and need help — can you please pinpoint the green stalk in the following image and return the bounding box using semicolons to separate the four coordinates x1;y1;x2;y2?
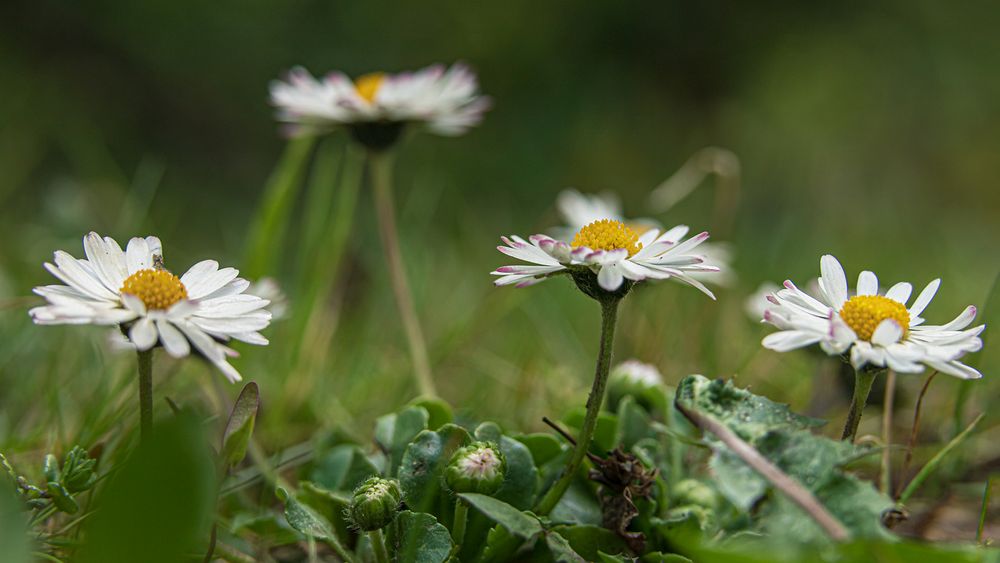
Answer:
841;366;881;442
535;297;621;515
369;150;436;397
137;349;153;442
243;136;316;279
450;500;469;557
369;528;389;563
978;476;992;544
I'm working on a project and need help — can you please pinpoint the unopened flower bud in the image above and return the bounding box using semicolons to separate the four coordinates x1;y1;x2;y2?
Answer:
444;442;506;495
672;479;718;510
348;477;402;531
607;360;663;411
61;446;97;493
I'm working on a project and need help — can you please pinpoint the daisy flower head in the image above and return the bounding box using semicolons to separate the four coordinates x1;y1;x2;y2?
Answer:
554;189;733;286
492;218;721;301
30;232;272;382
761;254;985;379
269;62;490;150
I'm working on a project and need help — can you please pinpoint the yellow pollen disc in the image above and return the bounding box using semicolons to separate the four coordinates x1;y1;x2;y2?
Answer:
120;269;188;311
571;219;643;257
838;295;910;342
354;72;386;104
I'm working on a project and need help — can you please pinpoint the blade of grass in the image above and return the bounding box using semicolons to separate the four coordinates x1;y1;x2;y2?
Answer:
978;475;993;544
243;136;316;279
954;269;999;436
898;413;984;505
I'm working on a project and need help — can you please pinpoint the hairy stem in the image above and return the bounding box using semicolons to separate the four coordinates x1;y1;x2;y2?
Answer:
449;500;469;558
369;528;389;563
137;349;154;442
370;150;436;397
841;366;881;442
535;297;620;515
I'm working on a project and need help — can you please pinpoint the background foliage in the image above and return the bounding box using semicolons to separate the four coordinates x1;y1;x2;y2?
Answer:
1;0;999;555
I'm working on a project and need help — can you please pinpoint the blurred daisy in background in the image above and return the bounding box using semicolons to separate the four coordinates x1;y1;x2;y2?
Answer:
270;62;490;146
492;219;720;297
554;189;733;285
760;254;984;379
30;232;271;382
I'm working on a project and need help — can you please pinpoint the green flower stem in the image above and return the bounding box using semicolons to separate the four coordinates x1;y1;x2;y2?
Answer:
137;349;153;442
450;500;469;551
369;528;389;563
535;296;621;515
369;150;437;397
841;366;881;442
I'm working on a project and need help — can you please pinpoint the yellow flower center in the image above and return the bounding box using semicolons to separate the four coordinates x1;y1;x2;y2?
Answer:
354;72;386;104
838;295;910;342
120;269;188;310
571;219;643;257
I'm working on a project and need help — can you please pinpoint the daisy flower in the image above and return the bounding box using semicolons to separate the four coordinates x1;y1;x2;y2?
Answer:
30;232;271;382
269;62;490;146
492;219;721;298
554;189;733;285
761;254;984;380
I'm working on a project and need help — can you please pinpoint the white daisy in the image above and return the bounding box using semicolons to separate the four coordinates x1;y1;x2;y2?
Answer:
270;62;490;139
30;232;272;382
492;219;720;298
554;189;732;285
761;254;984;379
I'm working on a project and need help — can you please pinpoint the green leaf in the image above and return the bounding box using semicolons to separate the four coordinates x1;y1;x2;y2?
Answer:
675;375;823;440
376;406;430;477
615;395;656;450
398;424;471;513
640;553;694;563
408;397;453;431
311;444;380;492
550;481;603;526
279;486;337;541
79;414;216;563
221;382;259;469
550;525;628;560
475;422;539;509
545;530;587;562
515;433;567;467
563;409;619;453
458;493;543;539
0;484;29;563
386;510;453;563
46;480;79;514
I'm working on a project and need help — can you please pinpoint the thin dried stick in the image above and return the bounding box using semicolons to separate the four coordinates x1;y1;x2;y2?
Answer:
675;402;850;541
896;371;937;500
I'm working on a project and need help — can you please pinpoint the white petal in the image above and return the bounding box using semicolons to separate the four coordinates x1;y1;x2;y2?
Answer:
909;279;941;319
871;319;904;347
83;232;128;292
885;282;913;305
125;237;152;274
129;317;158;350
857;271;878;296
819;255;848;309
597;264;624;291
156;320;190;357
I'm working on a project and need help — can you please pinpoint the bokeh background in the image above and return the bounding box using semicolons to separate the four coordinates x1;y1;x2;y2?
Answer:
1;0;999;534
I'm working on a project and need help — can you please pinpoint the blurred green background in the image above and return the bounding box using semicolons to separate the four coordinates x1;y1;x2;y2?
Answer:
1;0;998;502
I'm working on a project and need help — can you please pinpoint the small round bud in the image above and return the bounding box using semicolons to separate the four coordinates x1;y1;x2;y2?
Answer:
348;477;402;531
606;360;664;412
444;441;507;495
672;479;718;510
